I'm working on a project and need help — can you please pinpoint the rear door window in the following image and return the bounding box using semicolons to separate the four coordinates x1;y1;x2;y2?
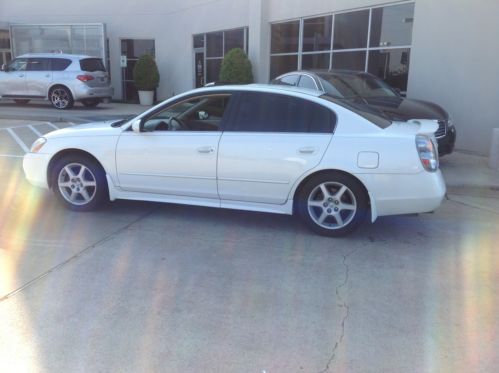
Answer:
298;75;318;90
274;74;299;86
229;92;335;133
79;58;106;72
51;58;72;71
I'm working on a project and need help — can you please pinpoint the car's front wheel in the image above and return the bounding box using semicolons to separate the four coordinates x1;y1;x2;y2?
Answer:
51;155;108;211
49;86;74;109
297;172;368;237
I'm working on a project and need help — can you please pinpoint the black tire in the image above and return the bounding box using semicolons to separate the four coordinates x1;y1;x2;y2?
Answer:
81;98;100;108
51;155;108;211
49;86;74;109
296;172;368;237
14;99;30;105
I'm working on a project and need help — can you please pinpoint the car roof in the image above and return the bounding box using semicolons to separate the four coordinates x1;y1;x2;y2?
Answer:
275;69;373;79
194;83;324;97
17;53;99;59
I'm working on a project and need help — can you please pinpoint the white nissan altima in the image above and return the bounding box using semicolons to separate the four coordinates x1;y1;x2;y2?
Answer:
23;85;445;236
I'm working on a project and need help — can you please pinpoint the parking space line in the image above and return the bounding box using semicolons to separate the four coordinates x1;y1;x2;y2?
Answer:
46;122;59;130
0;154;24;158
28;125;43;137
6;128;30;153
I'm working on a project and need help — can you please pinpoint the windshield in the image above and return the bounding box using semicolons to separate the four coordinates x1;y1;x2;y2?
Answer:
318;73;398;99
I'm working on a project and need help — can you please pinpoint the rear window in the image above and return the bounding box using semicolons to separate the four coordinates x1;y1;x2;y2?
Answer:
79;58;106;72
321;94;392;129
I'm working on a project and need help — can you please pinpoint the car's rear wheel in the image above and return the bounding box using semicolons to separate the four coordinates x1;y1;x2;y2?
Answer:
297;172;368;237
51;155;108;211
49;86;74;109
81;98;100;108
14;99;30;105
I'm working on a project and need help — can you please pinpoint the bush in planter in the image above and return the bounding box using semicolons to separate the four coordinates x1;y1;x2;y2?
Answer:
133;54;160;91
219;48;254;84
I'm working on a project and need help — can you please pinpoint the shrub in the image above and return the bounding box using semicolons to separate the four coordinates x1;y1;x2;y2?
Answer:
133;54;160;91
219;48;254;84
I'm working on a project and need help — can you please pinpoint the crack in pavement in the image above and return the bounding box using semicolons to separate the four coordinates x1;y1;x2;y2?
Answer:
0;207;158;303
446;194;499;216
318;247;359;373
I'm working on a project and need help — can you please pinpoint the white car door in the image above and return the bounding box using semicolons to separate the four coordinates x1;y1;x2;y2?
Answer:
116;93;233;199
0;58;28;96
218;91;334;204
26;58;53;97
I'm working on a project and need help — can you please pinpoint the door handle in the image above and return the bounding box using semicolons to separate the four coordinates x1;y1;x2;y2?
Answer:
298;147;317;154
197;146;214;154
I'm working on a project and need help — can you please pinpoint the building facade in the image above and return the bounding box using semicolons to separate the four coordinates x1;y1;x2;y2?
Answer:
0;0;498;156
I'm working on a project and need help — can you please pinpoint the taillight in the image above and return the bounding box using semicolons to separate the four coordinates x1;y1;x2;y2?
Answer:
416;135;439;172
77;74;94;82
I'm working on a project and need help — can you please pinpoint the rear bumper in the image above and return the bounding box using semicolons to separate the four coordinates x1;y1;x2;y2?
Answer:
363;170;446;219
73;85;114;101
23;152;51;189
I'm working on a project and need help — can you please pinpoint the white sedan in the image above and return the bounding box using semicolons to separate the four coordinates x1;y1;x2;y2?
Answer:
23;85;445;236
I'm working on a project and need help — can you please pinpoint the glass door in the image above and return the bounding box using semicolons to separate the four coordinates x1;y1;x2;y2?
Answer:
194;50;205;88
120;39;155;102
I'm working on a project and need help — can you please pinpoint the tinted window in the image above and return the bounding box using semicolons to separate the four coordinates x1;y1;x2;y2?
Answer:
224;29;245;54
269;55;298;79
332;51;366;70
7;58;27;72
274;74;299;86
333;10;369;50
51;58;71;71
80;58;106;72
206;59;222;83
302;53;330;70
206;32;223;57
231;92;334;133
193;34;204;48
27;58;51;71
303;16;332;52
298;75;318;90
271;21;300;54
368;49;410;92
370;3;414;48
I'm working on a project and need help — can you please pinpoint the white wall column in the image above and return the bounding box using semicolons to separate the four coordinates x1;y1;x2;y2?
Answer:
248;0;270;83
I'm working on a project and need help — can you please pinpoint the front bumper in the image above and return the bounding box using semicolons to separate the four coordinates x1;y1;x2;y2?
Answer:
23;152;51;189
437;125;457;156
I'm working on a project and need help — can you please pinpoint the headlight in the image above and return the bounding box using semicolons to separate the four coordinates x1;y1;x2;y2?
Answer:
30;137;47;153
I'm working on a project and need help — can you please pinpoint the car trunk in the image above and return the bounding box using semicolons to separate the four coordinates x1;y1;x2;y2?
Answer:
79;58;109;87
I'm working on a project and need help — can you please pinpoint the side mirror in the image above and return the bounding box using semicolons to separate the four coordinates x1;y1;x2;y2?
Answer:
1;64;7;72
131;119;142;133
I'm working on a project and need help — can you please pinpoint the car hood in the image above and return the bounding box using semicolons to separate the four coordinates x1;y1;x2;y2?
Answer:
45;121;123;139
345;96;448;122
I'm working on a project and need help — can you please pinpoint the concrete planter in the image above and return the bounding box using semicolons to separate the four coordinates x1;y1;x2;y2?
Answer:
138;90;154;106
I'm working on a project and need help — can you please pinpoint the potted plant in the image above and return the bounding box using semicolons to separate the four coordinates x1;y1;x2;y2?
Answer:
133;54;160;105
219;48;254;84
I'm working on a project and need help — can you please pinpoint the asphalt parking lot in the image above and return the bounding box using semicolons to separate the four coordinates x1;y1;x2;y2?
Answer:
0;116;498;372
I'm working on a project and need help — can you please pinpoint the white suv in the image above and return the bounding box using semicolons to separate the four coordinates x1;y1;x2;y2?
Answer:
0;53;113;109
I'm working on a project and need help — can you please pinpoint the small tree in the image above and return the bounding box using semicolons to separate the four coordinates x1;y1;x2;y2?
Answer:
219;48;254;84
133;54;160;91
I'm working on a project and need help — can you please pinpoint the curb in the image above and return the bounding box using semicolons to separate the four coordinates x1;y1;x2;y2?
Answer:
0;113;87;123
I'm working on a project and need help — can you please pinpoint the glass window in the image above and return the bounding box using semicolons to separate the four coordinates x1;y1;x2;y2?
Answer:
332;51;366;71
193;34;204;48
7;58;27;72
51;58;72;71
224;29;245;54
273;74;299;86
206;32;223;57
270;55;298;79
370;3;415;48
271;21;300;54
121;39;155;59
80;58;106;72
298;75;318;90
230;92;334;133
333;10;369;50
27;58;51;71
303;16;332;52
368;48;410;92
143;94;232;132
317;72;398;99
302;53;330;70
206;58;222;83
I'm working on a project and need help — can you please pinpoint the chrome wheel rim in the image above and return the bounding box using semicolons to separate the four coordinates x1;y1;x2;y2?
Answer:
58;163;97;205
51;88;70;109
307;182;357;230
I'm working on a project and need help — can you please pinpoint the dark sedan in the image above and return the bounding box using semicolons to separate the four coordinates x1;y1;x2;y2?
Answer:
271;70;456;156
